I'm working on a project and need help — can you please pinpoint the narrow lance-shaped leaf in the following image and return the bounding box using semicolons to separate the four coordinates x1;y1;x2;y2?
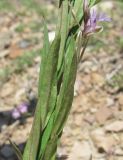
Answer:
39;34;60;128
38;36;77;160
40;37;77;160
38;21;50;95
37;33;61;158
38;112;56;159
23;99;42;160
41;135;58;160
71;0;83;26
52;36;77;136
23;23;50;160
55;54;77;135
89;0;102;6
57;0;69;71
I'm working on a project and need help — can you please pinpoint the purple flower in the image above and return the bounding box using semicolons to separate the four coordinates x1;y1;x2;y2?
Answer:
18;103;28;113
83;0;111;36
11;103;28;119
98;11;111;22
12;108;20;119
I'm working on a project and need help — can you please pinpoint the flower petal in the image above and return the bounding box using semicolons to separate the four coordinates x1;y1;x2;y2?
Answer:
18;103;28;113
97;13;111;22
12;108;20;119
90;9;97;29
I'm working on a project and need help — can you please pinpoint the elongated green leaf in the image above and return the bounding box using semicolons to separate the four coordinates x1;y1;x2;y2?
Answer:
90;0;102;6
9;140;23;160
43;21;50;56
57;0;69;71
71;0;83;25
38;36;77;160
59;0;63;7
23;23;50;160
44;86;57;127
52;36;77;136
39;34;60;127
41;135;58;160
55;54;77;135
38;112;55;159
55;36;75;118
38;21;50;95
23;99;42;160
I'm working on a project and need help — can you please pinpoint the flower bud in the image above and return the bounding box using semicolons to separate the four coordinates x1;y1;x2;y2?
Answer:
83;0;90;24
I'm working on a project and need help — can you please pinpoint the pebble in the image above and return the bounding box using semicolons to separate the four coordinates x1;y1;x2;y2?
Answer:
0;33;11;51
68;141;92;160
0;146;14;158
17;39;31;49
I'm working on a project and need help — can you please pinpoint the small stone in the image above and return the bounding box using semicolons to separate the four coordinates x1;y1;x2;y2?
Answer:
84;114;95;125
91;72;105;87
57;147;67;158
91;128;116;153
95;106;113;124
68;141;92;160
0;32;11;51
1;146;14;158
90;108;97;113
115;148;123;156
74;115;82;126
0;50;9;58
74;77;81;96
105;121;123;132
106;98;114;107
1;83;14;98
9;44;23;58
18;39;31;49
118;94;123;106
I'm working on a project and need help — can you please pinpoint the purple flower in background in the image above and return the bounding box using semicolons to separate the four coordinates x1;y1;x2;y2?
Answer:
83;0;111;36
12;108;21;119
18;103;28;113
11;103;28;119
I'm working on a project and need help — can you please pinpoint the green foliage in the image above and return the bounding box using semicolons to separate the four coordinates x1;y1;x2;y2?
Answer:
21;0;47;16
0;0;47;16
90;0;102;6
0;0;14;11
15;24;25;33
21;0;102;160
108;71;123;89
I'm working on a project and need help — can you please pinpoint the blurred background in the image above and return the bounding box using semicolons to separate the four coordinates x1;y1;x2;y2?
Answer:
0;0;123;160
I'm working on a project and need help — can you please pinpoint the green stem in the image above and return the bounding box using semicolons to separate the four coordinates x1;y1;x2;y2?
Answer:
79;36;89;62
